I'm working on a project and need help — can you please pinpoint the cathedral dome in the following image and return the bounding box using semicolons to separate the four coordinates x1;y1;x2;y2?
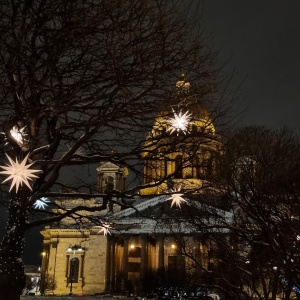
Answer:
140;75;221;196
152;101;215;137
148;74;215;138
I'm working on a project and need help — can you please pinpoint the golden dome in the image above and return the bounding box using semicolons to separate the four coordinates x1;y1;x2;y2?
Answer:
149;74;215;135
152;102;215;137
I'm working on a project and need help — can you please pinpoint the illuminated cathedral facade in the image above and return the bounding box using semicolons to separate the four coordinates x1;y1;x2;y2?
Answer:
40;77;223;296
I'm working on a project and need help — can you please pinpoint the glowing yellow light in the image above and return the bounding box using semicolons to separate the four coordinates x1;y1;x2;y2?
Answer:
167;109;192;135
10;125;27;144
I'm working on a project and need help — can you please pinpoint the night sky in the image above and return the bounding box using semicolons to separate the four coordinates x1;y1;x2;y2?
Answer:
203;0;300;129
3;1;300;266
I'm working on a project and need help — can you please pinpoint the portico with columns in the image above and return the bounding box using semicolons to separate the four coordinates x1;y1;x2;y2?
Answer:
104;231;194;292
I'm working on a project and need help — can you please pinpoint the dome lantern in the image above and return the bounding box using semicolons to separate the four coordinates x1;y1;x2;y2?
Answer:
175;73;190;92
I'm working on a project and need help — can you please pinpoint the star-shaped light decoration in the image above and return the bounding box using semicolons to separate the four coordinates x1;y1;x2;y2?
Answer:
10;125;27;145
0;154;41;192
167;109;192;135
165;187;187;208
33;197;50;210
97;223;112;236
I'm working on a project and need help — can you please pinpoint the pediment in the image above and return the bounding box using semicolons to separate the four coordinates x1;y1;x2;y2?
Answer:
113;195;167;219
97;161;120;171
106;194;233;234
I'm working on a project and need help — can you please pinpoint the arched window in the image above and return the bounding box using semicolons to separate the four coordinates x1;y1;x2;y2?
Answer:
206;156;213;179
198;152;213;179
69;257;80;283
105;176;114;191
193;156;201;179
174;155;183;178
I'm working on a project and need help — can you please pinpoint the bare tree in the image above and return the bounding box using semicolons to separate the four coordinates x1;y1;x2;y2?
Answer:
42;273;56;294
165;126;300;300
0;0;227;298
219;126;300;300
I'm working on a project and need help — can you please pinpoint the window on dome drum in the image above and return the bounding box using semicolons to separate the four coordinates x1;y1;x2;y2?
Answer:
191;156;199;179
196;152;213;180
146;159;161;181
174;155;183;178
205;157;213;179
68;257;80;283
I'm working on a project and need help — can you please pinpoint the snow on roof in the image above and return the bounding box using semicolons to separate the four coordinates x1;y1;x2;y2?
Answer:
112;195;166;218
107;195;232;234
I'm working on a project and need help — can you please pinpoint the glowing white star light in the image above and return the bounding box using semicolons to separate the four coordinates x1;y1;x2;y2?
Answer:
0;154;41;192
167;109;192;135
165;187;187;208
97;223;112;236
33;197;50;210
10;125;27;144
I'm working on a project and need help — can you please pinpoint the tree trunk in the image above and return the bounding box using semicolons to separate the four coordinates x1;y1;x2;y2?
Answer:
0;196;27;300
0;271;25;300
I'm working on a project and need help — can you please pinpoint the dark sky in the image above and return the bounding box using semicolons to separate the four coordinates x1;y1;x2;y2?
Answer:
5;1;300;266
203;0;300;129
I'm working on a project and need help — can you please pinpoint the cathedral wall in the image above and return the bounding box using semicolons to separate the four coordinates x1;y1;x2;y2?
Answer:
82;233;107;294
42;228;107;295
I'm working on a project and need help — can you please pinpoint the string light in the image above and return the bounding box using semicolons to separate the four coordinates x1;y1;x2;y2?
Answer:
279;275;300;294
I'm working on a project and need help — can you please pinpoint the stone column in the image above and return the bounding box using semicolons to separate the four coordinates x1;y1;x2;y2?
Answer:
105;236;112;291
140;234;148;278
158;235;165;285
115;240;123;291
111;238;116;291
65;255;70;279
122;236;129;282
97;173;103;192
193;236;201;267
80;255;85;279
193;237;201;278
177;243;185;278
158;235;164;270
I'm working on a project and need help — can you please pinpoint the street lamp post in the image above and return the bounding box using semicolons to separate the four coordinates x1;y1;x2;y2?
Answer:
67;244;82;296
40;251;47;295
